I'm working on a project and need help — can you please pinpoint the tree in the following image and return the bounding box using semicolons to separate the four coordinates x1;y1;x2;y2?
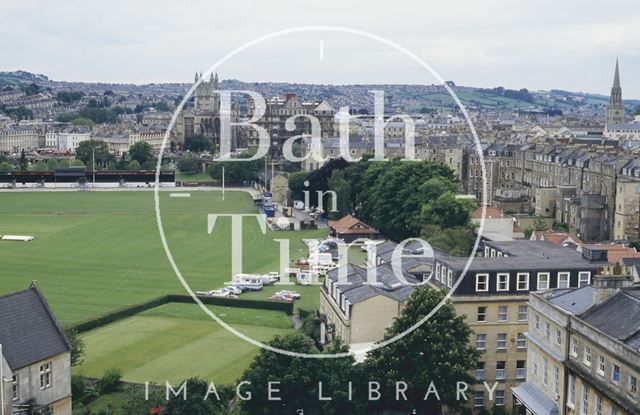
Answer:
75;140;113;167
183;134;212;152
364;288;481;415
288;170;309;201
70;159;85;167
129;141;153;165
208;150;261;183
59;160;70;168
239;333;364;415
31;161;48;172
177;157;199;174
0;161;12;171
19;149;27;170
65;329;85;366
71;117;94;129
421;191;474;229
164;378;233;415
128;160;141;170
47;157;59;171
328;169;351;219
98;368;123;394
422;223;477;256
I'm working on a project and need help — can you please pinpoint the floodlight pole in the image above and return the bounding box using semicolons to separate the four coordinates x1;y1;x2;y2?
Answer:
92;147;95;184
222;165;225;201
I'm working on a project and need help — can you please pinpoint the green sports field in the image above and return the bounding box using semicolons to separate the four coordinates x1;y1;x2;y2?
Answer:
0;190;327;325
74;303;293;384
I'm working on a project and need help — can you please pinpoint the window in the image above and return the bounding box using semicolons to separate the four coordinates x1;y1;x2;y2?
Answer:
497;333;507;350
555;329;562;345
517;332;527;349
535;314;540;330
476;362;485;380
518;305;528;321
447;271;453;288
581;385;589;415
476;273;489;292
495;390;505;406
474;391;484;407
39;362;52;389
611;407;617;415
558;272;570;288
568;374;576;406
612;365;621;383
476;334;487;350
571;337;578;356
497;273;509;291
578;272;591;287
544;322;551;339
598;356;606;375
584;347;592;366
629;375;638;394
496;361;506;380
554;366;560;395
11;375;18;401
477;306;487;322
532;350;539;376
517;273;529;290
596;395;603;415
543;358;549;385
516;360;526;379
537;272;550;290
498;306;508;322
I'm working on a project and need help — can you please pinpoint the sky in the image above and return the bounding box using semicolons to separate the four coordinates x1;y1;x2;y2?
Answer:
1;0;639;97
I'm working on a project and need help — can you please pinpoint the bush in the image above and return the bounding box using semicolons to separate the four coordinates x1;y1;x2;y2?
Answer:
98;368;123;394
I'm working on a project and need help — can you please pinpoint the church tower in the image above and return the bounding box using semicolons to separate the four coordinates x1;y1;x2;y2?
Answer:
605;59;624;125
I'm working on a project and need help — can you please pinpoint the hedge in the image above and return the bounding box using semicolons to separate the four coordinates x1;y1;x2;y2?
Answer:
168;294;294;314
70;293;294;333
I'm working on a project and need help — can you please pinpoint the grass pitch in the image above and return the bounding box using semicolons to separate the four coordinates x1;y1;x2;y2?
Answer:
0;190;326;326
74;303;293;384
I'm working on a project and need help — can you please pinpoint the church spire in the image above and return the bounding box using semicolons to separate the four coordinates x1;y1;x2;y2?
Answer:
613;58;620;89
606;58;624;125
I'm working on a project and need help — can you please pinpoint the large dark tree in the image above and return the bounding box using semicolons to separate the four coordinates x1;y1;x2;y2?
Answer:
129;141;154;165
364;288;481;415
240;333;365;415
75;140;113;168
207;150;261;183
287;170;309;201
184;134;212;153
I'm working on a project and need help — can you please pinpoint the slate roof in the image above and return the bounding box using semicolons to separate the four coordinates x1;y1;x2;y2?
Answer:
0;282;70;370
579;289;640;350
546;285;597;315
326;263;418;304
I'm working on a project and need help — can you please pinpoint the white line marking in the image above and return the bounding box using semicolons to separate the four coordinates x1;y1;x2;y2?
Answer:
170;193;191;198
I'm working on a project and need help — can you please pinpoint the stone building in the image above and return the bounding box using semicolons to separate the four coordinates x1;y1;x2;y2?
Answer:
173;72;240;151
516;270;639;415
0;283;72;415
428;241;607;411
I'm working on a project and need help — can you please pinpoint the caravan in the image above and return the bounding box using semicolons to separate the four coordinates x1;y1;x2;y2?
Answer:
233;274;264;291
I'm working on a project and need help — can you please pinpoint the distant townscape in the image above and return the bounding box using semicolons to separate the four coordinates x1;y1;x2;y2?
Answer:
1;59;640;415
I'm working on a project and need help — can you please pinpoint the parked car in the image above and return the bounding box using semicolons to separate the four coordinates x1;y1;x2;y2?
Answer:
270;294;294;302
261;272;280;285
275;290;301;299
208;289;236;298
222;285;243;295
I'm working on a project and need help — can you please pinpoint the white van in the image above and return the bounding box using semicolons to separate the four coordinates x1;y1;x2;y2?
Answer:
233;274;264;291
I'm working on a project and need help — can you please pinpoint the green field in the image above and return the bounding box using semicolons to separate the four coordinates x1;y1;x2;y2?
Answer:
0;190;327;326
74;303;293;384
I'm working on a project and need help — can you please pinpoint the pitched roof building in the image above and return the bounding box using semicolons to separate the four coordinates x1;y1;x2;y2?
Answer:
0;282;72;415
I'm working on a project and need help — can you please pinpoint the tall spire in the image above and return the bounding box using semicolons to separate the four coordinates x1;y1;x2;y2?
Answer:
613;57;620;89
606;58;624;125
